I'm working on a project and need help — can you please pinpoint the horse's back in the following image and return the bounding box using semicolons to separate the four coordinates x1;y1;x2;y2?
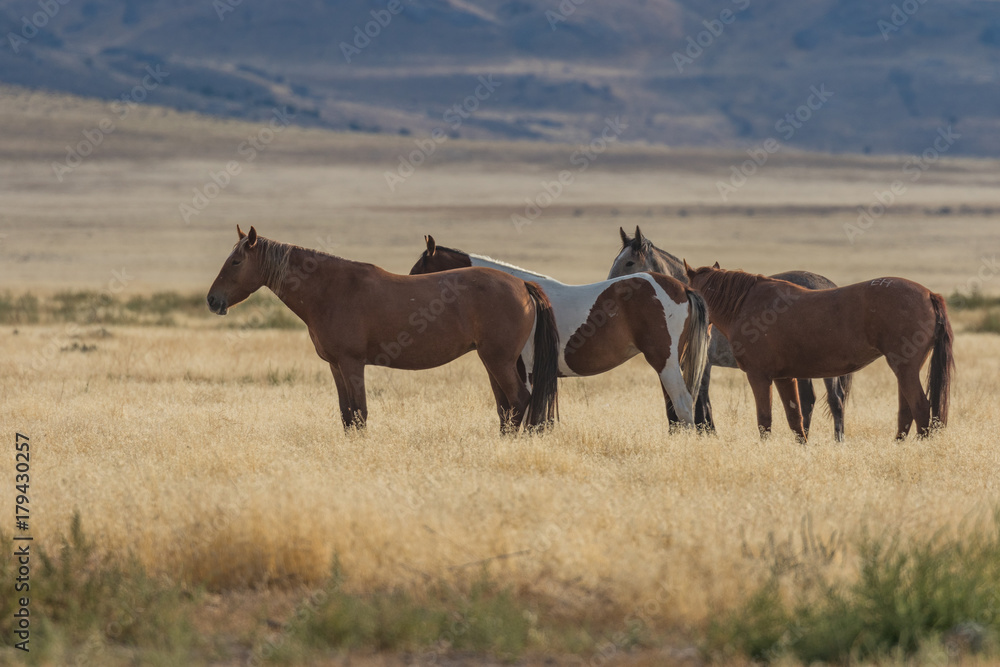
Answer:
770;270;837;290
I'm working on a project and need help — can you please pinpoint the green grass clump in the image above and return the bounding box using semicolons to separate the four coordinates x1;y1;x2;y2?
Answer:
0;513;200;664
266;565;533;663
971;310;1000;334
0;290;305;329
948;288;1000;311
0;292;40;324
708;514;1000;664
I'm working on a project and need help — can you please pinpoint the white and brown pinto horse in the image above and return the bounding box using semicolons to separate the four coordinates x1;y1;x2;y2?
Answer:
409;236;711;428
207;226;559;434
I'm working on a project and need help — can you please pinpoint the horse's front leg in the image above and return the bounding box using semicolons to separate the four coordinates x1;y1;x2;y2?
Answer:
797;378;816;437
330;360;368;430
775;378;807;444
746;373;773;440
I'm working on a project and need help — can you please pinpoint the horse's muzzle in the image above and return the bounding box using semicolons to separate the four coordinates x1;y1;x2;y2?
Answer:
206;294;228;315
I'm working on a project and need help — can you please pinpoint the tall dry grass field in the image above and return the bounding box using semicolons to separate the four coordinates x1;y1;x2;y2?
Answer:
1;86;999;663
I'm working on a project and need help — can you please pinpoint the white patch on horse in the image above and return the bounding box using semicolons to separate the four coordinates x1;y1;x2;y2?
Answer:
469;255;618;377
468;256;690;401
636;273;695;422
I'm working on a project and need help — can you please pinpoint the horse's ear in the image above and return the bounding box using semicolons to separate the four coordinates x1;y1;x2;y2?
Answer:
425;235;436;256
713;261;721;269
246;226;258;248
619;226;629;246
237;225;246;239
683;259;695;277
634;225;644;244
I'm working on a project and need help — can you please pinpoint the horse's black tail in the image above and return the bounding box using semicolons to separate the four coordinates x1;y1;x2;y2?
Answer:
523;282;560;430
928;293;955;427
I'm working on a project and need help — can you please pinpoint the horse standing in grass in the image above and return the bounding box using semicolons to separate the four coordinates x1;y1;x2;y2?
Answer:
609;226;853;441
683;262;954;442
409;236;711;428
207;226;559;433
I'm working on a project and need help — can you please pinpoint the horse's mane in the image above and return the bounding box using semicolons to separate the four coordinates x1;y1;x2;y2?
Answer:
433;244;468;258
697;269;761;317
245;236;342;291
467;252;555;280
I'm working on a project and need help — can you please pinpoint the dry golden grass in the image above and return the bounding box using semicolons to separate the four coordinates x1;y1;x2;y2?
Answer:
1;88;1000;661
4;322;1000;627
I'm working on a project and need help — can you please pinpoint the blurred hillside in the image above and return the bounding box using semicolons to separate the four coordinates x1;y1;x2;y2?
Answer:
0;0;998;154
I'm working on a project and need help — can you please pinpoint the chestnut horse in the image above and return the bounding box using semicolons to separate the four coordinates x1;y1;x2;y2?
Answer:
683;262;954;442
207;226;559;433
409;236;711;428
609;226;853;441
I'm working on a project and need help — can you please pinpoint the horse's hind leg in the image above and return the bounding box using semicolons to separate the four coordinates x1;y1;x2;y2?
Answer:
894;366;931;438
775;378;807;444
487;372;516;435
798;378;816;437
664;394;679;434
824;377;846;442
746;373;773;439
480;352;531;434
895;385;915;440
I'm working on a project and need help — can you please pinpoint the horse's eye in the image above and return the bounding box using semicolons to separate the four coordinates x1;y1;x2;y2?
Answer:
231;259;242;266
625;261;634;267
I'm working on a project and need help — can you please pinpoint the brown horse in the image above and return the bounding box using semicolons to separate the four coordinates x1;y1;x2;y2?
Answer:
409;236;711;429
609;226;853;441
683;262;954;442
207;226;559;433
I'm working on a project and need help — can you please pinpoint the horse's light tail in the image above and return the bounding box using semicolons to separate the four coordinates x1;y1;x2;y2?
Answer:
523;282;560;430
681;289;710;401
839;373;853;406
928;292;955;427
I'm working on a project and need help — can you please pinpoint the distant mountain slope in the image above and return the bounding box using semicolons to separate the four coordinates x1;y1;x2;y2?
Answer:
1;0;999;155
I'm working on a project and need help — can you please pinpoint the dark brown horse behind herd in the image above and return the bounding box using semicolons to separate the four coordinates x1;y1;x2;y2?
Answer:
683;262;954;442
207;226;559;433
